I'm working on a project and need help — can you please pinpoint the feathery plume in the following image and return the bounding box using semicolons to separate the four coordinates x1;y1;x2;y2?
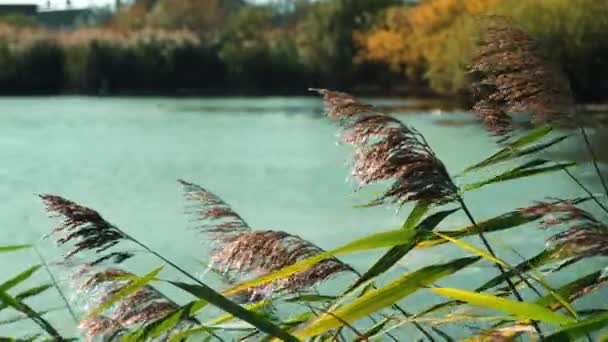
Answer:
179;180;354;302
519;199;608;259
179;179;250;237
40;195;195;339
40;194;133;264
310;88;458;205
469;16;575;136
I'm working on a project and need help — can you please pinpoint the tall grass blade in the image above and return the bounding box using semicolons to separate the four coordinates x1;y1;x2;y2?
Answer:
464;126;555;172
435;232;578;318
0;266;41;292
0;289;63;339
347;208;458;292
535;271;605;310
290;257;480;340
0;245;31;253
545;312;608;341
476;250;555;292
416;210;540;249
463;160;576;191
167;326;218;342
433;232;506;267
170;281;298;341
430;288;575;326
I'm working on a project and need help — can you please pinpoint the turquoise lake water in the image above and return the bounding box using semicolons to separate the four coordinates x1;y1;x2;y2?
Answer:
0;97;606;339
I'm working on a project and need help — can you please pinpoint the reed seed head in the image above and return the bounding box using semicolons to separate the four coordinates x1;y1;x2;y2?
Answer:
310;88;458;205
40;194;194;338
180;180;354;301
519;199;608;260
469;16;575;136
40;194;132;263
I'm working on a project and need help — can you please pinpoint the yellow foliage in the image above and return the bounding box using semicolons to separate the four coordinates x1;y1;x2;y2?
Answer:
356;0;499;93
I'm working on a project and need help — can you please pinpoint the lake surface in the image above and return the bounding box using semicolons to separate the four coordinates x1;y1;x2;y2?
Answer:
0;97;606;339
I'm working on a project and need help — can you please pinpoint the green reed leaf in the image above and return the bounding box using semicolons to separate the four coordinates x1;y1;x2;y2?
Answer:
430;288;575;326
0;284;53;314
435;233;578;318
464;126;556;172
0;289;62;339
346;208;458;293
536;270;605;310
170;281;298;342
0;245;31;253
476;249;556;292
291;257;480;340
87;266;164;319
545;312;608;341
463;160;576;191
205;299;272;326
0;265;41;292
433;232;506;267
167;325;219;342
415;210;535;249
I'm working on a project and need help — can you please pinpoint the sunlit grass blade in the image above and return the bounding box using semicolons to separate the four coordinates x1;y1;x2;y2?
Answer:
0;265;41;292
0;245;31;253
464;126;557;172
430;288;575;326
402;201;432;230
0;284;53;314
355;317;391;341
535;270;604;310
205;300;272;326
170;281;298;341
476;250;555;292
463;160;576;192
545;312;608;341
0;289;63;339
433;232;506;267
167;325;219;342
416;210;541;249
223;228;421;296
347;208;458;292
289;257;480;340
123;299;209;341
87;266;164;319
434;232;578;318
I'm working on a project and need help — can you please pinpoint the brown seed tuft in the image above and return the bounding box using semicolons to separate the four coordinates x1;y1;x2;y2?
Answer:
180;180;354;301
40;194;132;263
469;16;575;136
519;199;607;259
311;89;458;205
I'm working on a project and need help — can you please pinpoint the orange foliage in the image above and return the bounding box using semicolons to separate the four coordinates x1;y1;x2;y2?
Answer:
356;0;498;92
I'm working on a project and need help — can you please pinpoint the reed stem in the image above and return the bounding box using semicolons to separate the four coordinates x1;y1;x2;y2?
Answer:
562;167;608;215
457;197;543;336
580;127;608;199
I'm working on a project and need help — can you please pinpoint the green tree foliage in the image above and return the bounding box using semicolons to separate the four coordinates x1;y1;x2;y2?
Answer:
146;0;229;42
295;0;400;87
219;5;307;91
